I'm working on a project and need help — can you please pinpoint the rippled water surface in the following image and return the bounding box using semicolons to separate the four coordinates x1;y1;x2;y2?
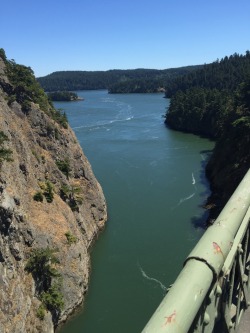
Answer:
55;90;214;333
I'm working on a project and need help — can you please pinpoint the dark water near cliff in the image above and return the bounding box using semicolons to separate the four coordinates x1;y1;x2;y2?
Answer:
55;90;214;333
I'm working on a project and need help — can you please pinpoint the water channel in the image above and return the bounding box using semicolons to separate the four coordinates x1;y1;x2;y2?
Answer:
55;90;214;333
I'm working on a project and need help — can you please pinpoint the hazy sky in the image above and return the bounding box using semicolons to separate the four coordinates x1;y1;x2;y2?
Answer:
1;0;249;77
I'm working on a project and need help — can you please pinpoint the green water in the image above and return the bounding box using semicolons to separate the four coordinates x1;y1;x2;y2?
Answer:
55;90;214;333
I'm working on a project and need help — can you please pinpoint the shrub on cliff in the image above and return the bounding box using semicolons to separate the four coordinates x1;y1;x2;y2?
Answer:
25;248;64;319
43;181;54;203
0;131;13;168
40;282;64;313
56;158;71;178
33;191;44;202
65;231;78;245
25;247;60;291
60;184;83;211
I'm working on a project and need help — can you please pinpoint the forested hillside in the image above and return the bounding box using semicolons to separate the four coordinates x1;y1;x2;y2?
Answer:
37;66;202;93
108;66;202;93
165;51;250;220
165;52;250;98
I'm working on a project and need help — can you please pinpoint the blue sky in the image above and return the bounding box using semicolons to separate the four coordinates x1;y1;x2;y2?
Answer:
1;0;249;77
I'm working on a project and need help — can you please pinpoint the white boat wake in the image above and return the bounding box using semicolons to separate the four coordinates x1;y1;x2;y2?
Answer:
178;192;195;205
138;264;167;293
73;115;134;131
192;172;196;185
172;192;196;210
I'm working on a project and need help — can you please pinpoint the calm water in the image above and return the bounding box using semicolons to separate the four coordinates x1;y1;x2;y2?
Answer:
55;90;214;333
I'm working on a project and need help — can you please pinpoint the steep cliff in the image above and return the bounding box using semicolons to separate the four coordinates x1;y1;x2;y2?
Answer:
0;51;107;332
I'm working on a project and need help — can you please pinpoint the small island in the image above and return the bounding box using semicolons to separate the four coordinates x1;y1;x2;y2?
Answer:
47;91;84;101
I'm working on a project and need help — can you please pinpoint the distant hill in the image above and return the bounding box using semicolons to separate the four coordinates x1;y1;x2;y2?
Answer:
37;66;203;93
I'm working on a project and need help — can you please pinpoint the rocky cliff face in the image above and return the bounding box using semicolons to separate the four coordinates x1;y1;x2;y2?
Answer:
0;55;107;332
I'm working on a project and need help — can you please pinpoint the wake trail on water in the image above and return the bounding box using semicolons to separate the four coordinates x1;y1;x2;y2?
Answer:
200;154;205;161
172;172;198;209
138;263;167;293
72;116;134;131
178;192;196;205
192;172;196;185
172;192;196;210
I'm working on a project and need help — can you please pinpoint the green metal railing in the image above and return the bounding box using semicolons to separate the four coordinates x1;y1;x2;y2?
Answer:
142;169;250;333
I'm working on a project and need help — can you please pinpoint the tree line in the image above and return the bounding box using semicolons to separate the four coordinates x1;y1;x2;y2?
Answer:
37;66;202;93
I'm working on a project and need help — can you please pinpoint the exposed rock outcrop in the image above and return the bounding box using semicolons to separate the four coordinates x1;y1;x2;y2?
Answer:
0;54;107;332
